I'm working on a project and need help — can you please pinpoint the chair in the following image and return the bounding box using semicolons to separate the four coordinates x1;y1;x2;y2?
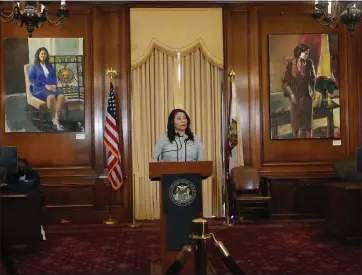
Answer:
332;159;362;182
229;166;272;222
24;64;69;131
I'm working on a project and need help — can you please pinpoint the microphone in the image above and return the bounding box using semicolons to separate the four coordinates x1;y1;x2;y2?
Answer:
156;151;163;162
184;140;187;162
175;133;180;161
156;148;177;162
176;133;184;162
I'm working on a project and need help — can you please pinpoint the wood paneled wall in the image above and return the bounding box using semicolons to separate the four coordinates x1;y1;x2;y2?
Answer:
0;3;132;223
224;3;362;218
0;2;361;222
225;3;362;177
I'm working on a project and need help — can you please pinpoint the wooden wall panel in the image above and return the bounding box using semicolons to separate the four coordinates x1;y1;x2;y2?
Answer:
259;5;350;166
99;6;132;214
226;3;362;218
1;2;361;223
0;3;132;223
358;27;362;147
226;3;361;179
42;182;95;206
0;9;94;168
226;7;251;165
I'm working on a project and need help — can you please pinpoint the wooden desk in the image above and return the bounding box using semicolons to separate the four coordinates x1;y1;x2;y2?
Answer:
325;182;361;243
0;188;41;249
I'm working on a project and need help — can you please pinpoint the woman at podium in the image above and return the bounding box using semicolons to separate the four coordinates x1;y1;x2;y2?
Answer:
152;109;204;162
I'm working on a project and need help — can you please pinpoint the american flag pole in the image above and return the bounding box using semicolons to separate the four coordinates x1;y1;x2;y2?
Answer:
103;67;121;225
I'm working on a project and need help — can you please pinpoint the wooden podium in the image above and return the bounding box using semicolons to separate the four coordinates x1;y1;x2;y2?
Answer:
149;161;213;274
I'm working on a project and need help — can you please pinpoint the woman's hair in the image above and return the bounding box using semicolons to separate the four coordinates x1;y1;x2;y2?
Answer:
293;44;310;59
167;108;194;142
34;47;50;64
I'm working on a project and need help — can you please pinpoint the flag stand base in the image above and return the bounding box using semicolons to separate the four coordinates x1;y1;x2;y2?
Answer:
221;215;233;227
104;217;117;225
104;185;117;225
128;222;141;228
222;172;233;227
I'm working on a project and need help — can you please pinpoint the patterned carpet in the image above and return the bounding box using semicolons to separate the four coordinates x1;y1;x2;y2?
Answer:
1;219;361;275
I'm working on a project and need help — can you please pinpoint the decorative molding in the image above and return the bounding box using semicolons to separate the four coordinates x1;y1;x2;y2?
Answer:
131;37;223;69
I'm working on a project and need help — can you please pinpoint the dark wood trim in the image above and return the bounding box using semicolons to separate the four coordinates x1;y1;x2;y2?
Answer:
263;162;332;166
0;11;3;145
261;170;336;179
119;6;132;218
358;28;362;148
92;7;106;174
232;8;251;165
248;6;262;169
342;27;352;157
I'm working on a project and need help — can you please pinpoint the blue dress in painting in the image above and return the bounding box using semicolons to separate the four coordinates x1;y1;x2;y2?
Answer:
28;63;63;102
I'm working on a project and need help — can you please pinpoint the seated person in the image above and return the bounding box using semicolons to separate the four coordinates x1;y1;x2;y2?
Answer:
5;158;46;240
29;47;66;131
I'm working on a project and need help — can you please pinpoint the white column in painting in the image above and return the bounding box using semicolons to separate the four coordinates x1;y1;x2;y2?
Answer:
77;38;83;55
50;38;57;56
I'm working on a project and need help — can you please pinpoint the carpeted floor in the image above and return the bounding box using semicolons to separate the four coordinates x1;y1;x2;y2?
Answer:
1;219;361;275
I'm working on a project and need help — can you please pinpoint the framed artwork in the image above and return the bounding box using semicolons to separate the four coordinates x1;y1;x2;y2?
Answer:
268;33;340;139
4;38;85;133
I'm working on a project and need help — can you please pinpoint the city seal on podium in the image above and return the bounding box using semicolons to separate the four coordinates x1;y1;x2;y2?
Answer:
169;178;196;207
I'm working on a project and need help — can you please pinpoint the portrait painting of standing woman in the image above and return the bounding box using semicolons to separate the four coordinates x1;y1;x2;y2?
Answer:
4;38;85;133
268;34;340;139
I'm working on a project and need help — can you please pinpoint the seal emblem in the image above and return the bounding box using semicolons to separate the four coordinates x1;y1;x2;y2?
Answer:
169;178;196;207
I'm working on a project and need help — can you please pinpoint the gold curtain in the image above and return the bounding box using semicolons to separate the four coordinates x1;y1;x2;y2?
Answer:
131;47;223;219
130;8;224;219
132;49;178;219
178;48;223;217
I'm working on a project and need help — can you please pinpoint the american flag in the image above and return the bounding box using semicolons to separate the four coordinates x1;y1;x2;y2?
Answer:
104;83;123;190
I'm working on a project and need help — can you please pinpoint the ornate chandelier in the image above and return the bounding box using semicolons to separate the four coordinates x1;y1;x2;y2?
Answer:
312;1;362;36
0;1;69;37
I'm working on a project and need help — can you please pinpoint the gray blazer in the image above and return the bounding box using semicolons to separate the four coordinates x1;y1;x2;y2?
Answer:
152;133;204;162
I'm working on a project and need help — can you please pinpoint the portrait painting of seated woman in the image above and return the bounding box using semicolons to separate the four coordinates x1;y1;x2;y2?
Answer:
4;38;85;133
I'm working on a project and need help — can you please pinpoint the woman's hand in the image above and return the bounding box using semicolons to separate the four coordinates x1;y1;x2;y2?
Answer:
45;84;57;91
290;94;296;103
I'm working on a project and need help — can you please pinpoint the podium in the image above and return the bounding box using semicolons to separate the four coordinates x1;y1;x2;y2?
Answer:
149;161;213;274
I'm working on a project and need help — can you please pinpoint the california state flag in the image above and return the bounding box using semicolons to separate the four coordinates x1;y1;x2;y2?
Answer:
228;75;244;172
